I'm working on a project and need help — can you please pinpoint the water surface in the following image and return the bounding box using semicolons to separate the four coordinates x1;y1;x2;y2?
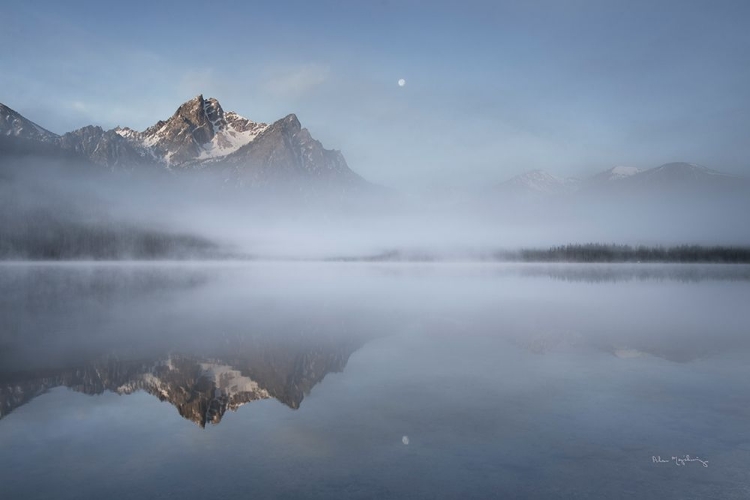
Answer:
1;263;749;499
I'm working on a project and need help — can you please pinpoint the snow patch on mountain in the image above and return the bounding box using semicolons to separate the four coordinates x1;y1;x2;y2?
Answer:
195;120;267;160
608;166;641;178
499;170;579;194
199;362;270;398
113;126;141;141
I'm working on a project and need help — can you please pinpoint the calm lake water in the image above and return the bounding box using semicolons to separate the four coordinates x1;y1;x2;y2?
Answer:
1;263;750;499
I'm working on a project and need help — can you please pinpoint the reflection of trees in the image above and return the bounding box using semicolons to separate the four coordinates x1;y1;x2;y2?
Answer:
515;264;750;283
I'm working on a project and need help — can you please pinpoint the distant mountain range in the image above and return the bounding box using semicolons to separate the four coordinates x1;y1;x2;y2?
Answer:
1;96;368;190
496;163;748;197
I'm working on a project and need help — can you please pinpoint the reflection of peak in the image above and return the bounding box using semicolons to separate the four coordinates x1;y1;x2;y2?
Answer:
0;339;364;427
115;356;274;427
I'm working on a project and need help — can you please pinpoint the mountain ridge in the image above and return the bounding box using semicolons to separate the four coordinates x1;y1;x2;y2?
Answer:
3;99;747;196
0;96;369;191
0;103;59;143
496;162;748;197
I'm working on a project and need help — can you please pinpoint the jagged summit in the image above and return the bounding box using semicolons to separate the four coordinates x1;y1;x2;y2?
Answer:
0;96;369;190
125;94;269;165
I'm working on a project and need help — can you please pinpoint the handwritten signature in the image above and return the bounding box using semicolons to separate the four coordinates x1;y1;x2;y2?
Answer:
652;455;708;468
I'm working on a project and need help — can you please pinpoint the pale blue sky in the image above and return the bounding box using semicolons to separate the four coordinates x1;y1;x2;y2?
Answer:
2;0;749;187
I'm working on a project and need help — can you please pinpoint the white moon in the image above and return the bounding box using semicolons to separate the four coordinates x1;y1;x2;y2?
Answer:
402;435;410;445
398;79;406;87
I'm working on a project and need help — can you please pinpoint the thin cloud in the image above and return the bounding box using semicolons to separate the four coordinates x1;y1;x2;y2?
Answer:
262;64;330;99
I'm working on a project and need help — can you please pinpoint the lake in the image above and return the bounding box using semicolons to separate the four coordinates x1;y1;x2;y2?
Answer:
1;262;749;499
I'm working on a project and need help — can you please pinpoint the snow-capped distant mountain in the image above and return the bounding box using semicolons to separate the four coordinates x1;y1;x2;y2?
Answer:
496;170;580;195
0;103;59;143
625;162;732;184
579;165;643;190
608;166;641;178
601;162;745;195
495;162;747;199
589;166;642;182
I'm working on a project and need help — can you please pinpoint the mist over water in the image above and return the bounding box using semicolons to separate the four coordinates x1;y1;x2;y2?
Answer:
2;157;750;261
4;1;750;497
2;48;750;500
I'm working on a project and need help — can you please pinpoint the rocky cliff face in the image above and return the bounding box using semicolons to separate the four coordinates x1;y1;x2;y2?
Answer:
222;113;365;188
59;125;153;168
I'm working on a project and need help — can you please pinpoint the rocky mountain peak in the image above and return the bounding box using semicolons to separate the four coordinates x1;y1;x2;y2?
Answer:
281;113;301;131
172;94;214;126
0;103;59;143
59;125;152;168
222;111;365;189
1;96;371;192
136;95;268;165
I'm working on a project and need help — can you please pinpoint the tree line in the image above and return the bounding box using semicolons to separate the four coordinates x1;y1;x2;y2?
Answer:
498;244;750;263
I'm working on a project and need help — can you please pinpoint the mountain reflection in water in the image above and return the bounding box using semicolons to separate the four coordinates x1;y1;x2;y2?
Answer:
2;262;750;499
2;262;750;426
0;263;380;426
1;338;364;427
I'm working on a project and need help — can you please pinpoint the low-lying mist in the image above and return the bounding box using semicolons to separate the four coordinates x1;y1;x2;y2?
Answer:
2;156;749;261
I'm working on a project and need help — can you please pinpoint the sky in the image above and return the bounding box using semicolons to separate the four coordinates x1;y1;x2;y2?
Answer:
2;0;749;188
